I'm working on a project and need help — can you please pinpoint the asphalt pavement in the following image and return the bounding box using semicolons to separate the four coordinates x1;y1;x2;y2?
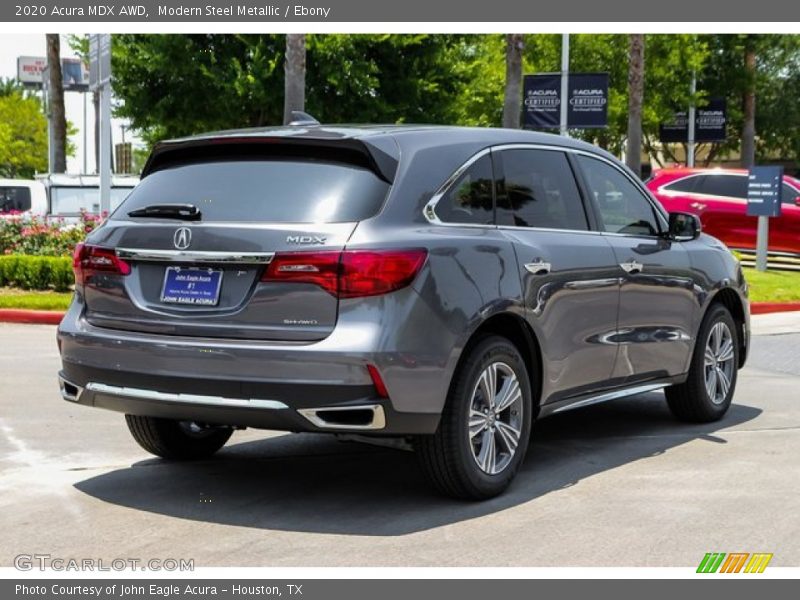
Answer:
1;316;798;567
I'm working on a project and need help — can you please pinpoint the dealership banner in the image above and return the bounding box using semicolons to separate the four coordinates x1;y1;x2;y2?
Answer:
17;56;89;91
523;73;609;130
659;97;727;143
3;0;799;21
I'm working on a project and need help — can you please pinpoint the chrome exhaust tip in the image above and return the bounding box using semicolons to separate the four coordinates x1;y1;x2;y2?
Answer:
297;404;386;431
58;375;84;402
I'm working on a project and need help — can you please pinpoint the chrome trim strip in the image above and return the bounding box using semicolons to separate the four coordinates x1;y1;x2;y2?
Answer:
84;382;288;410
297;405;387;431
552;383;668;414
58;375;84;402
115;248;275;264
423;142;668;232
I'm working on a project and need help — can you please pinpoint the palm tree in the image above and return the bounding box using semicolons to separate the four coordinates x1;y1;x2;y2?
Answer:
741;36;757;168
46;34;67;173
502;34;524;129
283;34;306;125
626;34;645;179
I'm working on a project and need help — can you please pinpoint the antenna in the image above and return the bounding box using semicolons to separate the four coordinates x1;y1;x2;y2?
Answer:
288;111;321;126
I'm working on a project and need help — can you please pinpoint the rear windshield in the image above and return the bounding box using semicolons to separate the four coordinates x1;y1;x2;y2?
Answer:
116;159;390;223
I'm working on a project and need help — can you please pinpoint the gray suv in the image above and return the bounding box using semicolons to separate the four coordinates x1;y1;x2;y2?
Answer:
57;125;749;499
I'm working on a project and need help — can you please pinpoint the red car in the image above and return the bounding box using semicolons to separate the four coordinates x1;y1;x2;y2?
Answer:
647;167;800;256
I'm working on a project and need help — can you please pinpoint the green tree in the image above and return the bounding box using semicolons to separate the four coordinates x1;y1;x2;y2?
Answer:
0;91;48;178
699;34;800;167
111;34;472;144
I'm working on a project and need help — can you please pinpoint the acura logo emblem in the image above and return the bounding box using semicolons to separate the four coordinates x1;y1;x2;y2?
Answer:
173;227;192;250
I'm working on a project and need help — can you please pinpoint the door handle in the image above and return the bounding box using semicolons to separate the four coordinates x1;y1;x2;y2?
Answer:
524;260;551;275
620;260;643;274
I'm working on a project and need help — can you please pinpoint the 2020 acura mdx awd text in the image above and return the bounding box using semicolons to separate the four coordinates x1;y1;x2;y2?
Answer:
57;124;749;499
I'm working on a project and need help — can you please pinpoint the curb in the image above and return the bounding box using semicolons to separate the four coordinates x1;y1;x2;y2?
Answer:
1;303;799;325
750;302;800;315
0;309;65;325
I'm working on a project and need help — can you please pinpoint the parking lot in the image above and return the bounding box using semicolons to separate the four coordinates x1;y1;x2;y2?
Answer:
1;316;799;567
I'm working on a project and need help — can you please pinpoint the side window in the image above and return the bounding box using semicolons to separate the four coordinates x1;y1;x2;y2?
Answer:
435;154;495;225
782;183;799;205
577;155;661;236
497;149;588;231
697;174;747;199
663;175;702;193
0;186;32;213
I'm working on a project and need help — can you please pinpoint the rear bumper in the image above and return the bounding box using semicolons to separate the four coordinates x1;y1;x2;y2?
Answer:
56;299;445;435
58;371;438;435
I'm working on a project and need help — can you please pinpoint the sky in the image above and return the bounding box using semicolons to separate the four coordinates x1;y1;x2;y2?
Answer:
0;33;142;175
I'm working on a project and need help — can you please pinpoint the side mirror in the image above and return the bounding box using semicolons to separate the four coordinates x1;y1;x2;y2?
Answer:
794;196;800;207
667;212;701;241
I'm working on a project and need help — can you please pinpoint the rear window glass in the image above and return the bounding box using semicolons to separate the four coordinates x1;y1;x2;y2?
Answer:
116;159;390;223
0;186;32;213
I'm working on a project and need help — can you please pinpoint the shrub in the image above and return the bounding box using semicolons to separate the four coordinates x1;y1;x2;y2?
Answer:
0;211;102;257
0;255;74;291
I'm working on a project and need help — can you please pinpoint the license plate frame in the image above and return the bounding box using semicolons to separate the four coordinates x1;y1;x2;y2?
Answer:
160;266;224;306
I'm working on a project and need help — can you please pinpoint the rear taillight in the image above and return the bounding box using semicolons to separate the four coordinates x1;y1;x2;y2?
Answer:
72;243;131;285
261;249;427;299
261;251;341;295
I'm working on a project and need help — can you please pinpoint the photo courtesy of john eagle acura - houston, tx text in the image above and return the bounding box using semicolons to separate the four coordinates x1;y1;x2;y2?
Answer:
57;121;749;500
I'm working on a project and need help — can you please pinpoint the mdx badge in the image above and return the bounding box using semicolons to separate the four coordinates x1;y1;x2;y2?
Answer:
173;227;192;250
287;235;327;245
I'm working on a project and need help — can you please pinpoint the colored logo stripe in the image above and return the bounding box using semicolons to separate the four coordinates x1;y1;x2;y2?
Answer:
697;552;773;573
744;553;773;573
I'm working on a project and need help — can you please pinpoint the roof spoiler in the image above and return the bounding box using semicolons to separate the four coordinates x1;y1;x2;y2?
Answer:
141;135;399;184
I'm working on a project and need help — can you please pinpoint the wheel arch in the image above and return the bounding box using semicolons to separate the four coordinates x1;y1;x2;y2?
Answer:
455;312;543;412
706;287;748;368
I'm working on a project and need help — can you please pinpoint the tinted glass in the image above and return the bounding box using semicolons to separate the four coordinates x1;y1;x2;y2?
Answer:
664;175;701;193
118;159;390;223
697;174;747;198
498;149;588;230
0;186;32;213
578;155;661;236
435;154;495;225
782;183;799;205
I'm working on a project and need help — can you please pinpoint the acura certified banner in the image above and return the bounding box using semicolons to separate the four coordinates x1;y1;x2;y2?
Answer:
659;97;727;143
523;73;609;129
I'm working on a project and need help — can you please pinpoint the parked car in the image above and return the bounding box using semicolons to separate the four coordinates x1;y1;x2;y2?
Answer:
0;178;47;217
40;173;140;218
57;125;749;499
647;167;800;256
0;175;140;220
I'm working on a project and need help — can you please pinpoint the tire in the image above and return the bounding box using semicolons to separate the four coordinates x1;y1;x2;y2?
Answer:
665;303;739;423
415;335;533;500
125;415;233;460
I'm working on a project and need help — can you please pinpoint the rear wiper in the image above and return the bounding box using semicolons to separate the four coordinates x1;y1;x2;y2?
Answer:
127;203;202;220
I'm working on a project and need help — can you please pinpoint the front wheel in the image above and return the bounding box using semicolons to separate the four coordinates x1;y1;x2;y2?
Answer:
666;304;739;423
125;415;233;459
415;336;533;500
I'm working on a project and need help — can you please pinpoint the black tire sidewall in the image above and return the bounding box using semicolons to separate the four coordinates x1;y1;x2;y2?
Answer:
690;304;739;417
448;336;533;497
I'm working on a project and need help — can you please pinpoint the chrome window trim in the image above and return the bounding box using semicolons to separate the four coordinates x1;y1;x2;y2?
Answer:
423;143;669;238
116;248;275;264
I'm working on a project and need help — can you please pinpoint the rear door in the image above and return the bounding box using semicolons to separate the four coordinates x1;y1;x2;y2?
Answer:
80;147;391;341
495;147;621;403
691;173;753;250
575;154;696;382
771;181;800;255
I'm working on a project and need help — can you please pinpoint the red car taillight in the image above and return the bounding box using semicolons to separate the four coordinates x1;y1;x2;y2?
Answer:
72;243;131;285
261;249;427;299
